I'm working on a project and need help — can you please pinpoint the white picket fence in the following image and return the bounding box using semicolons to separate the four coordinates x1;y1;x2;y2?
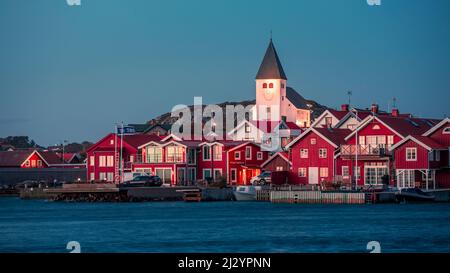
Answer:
270;191;366;204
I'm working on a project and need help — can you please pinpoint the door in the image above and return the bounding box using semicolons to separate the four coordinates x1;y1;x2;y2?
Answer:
177;168;186;185
308;167;319;185
156;169;172;186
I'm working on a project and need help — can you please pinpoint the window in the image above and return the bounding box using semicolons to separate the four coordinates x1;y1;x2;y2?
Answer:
319;149;327;158
364;164;388;185
276;166;284;171
31;160;36;168
320;168;328;178
435;150;440;161
372;125;381;130
342;166;349;178
406;148;417;161
187;149;196;164
443;127;450;134
310;138;316;145
99;172;106;181
107;155;114;167
166;146;183;163
358;136;365;145
300;149;308;158
230;169;237;182
25;160;30;167
397;169;415;188
429;151;434;161
89;156;95;166
129;155;134;163
245;146;252;160
203;169;212;180
213;169;222;181
234;151;241;160
325;117;332;127
298;168;307;177
90;173;95;181
387;135;394;146
99;156;106;167
269;83;274;88
281;83;285;89
212;145;222;160
107;172;114;182
110;139;114;145
262;83;267;89
147;146;163;163
37;160;42;167
188;168;196;183
257;152;263;160
245;123;251;133
202;145;211;161
266;107;271;118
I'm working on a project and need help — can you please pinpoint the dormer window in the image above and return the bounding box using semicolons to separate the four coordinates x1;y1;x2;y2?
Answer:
444;127;450;134
262;83;268;89
269;83;274;88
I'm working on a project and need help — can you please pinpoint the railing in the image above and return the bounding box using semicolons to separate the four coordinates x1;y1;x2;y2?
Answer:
166;153;184;163
341;144;391;156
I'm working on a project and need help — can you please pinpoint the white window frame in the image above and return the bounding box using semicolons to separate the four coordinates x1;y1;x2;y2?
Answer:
245;146;252;160
443;127;450;134
89;156;95;166
342;166;349;178
107;172;114;182
320;167;328;178
203;169;212;180
107;155;114;167
435;150;440;162
212;145;222;161
298;168;307;177
300;149;308;159
202;145;211;161
234;151;241;160
99;156;106;167
99;172;106;181
310;138;317;145
406;147;417;161
230;168;237;182
90;172;95;181
213;168;223;181
257;152;263;160
319;148;327;158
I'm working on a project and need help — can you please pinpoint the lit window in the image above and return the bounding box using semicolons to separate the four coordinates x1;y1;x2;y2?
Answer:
320;167;329;178
110;139;114;145
373;125;381;130
25;160;30;167
298;168;307;177
311;138;316;145
245;123;251;133
89;156;95;166
342;166;349;178
406;148;417;161
107;156;114;167
99;156;106;167
245;146;252;160
319;149;327;158
300;149;308;158
269;83;274;88
213;145;222;160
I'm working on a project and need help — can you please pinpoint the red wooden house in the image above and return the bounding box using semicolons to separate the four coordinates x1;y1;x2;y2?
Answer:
226;142;269;185
132;134;200;186
285;127;350;185
390;118;450;189
86;133;162;183
0;150;83;169
339;115;440;187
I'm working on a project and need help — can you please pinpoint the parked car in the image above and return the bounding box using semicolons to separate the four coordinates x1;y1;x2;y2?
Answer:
120;175;162;188
250;171;271;185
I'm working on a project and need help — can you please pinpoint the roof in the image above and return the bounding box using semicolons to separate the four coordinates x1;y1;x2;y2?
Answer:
376;116;440;137
314;127;351;146
39;151;64;165
255;39;287;80
0;150;32;167
143;123;172;134
422;117;450;136
286;87;308;109
390;135;447;152
261;151;291;168
122;134;164;149
284;122;301;130
328;109;348;120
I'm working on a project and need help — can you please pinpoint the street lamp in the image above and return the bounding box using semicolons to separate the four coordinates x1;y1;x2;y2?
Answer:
62;140;68;164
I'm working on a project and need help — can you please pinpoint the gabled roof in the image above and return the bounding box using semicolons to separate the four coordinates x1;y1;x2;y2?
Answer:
39;151;64;165
285;87;308;109
422;117;450;136
143;123;172;134
0;150;33;167
122;134;163;149
389;135;447;152
255;39;287;80
285;127;351;149
261;151;291;168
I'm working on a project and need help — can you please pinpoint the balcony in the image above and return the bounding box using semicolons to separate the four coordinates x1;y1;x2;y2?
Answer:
341;144;391;157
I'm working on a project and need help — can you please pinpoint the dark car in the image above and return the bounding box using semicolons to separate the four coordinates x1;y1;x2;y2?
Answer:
120;175;162;188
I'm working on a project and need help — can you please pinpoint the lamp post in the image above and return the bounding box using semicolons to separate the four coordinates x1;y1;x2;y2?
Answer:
62;140;68;164
354;110;359;191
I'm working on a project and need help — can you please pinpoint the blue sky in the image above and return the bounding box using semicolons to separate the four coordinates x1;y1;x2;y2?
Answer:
0;0;449;145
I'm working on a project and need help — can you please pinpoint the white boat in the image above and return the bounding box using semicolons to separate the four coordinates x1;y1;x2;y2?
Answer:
233;185;263;201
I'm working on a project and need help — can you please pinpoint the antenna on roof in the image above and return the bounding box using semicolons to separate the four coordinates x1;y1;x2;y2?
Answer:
347;91;352;106
392;97;397;108
270;30;273;41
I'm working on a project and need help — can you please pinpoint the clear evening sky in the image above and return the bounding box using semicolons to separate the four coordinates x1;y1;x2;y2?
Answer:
0;0;449;146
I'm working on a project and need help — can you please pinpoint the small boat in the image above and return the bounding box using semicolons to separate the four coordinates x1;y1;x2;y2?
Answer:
396;188;435;203
233;185;263;201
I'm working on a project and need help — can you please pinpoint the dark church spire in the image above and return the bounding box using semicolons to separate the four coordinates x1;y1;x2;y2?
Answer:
255;39;287;80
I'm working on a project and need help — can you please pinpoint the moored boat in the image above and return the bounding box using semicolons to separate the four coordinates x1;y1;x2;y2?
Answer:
396;188;435;203
233;185;264;201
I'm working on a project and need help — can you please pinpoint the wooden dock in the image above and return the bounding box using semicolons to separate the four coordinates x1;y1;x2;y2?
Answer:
267;190;366;204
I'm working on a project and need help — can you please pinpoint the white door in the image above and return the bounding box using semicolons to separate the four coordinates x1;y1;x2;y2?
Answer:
308;167;319;185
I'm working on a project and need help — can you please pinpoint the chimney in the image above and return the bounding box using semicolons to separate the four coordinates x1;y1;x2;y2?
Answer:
391;108;399;117
371;103;379;114
341;104;349;112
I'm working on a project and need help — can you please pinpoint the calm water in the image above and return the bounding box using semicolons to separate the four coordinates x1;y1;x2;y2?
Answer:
1;197;450;253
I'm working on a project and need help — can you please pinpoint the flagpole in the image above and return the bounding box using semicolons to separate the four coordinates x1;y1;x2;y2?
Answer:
114;124;118;184
120;122;124;184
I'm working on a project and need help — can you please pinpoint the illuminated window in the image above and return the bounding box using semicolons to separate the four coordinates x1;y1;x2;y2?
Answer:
320;167;328;178
298;168;307;177
319;149;327;158
300;149;308;158
406;148;417;161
